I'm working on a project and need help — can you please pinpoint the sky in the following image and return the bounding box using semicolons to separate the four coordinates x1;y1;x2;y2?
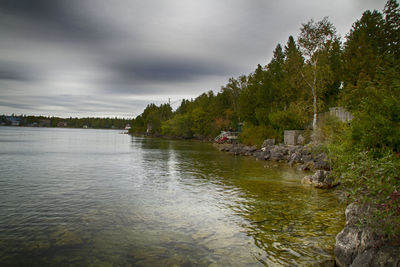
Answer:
0;0;387;118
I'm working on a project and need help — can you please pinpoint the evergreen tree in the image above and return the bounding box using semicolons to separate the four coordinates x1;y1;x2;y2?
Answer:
383;0;400;62
283;36;305;107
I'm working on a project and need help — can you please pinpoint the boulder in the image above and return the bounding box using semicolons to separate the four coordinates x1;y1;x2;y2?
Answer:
253;150;266;160
249;146;258;153
298;164;311;171
301;154;313;164
334;203;400;267
214;143;233;152
301;175;313;185
261;139;275;148
301;170;335;188
297;134;305;145
288;151;302;165
229;144;244;155
314;152;331;170
288;145;302;154
300;146;311;156
269;146;288;161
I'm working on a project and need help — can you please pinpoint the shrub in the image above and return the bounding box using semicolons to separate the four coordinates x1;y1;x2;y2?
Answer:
239;124;277;147
329;127;400;239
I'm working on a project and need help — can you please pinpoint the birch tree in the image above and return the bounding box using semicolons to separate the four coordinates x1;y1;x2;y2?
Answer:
297;17;337;131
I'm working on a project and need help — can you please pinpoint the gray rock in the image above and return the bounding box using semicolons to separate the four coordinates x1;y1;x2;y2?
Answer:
298;164;311;171
288;151;302;165
270;151;284;161
334;203;400;267
314;159;331;170
288;145;301;153
300;147;311;155
297;134;305;145
301;154;313;163
249;146;257;152
314;152;331;170
261;139;275;148
266;146;288;161
230;144;244;155
253;151;265;160
301;170;334;188
301;175;313;185
334;225;362;266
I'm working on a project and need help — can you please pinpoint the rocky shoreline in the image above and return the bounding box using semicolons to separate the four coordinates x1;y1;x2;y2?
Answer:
214;140;400;266
214;140;336;189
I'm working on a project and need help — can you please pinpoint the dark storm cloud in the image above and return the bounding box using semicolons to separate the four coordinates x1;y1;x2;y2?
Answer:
0;0;113;43
111;58;233;83
0;0;63;19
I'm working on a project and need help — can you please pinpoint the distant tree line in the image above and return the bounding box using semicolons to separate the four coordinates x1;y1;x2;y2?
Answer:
0;114;131;129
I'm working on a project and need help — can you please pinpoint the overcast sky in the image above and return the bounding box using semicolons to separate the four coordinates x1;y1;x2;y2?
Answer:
0;0;386;118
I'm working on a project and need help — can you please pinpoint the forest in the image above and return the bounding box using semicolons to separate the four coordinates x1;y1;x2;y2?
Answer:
0;114;131;129
130;1;400;237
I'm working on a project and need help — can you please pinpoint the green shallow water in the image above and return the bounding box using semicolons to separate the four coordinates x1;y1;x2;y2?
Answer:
0;127;345;266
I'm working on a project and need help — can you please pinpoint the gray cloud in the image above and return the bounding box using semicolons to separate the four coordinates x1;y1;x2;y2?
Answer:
0;100;37;110
113;58;229;83
0;0;115;43
0;0;388;118
0;64;32;81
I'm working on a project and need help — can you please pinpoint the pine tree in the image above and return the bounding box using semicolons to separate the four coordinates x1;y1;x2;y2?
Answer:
283;36;305;107
383;0;400;62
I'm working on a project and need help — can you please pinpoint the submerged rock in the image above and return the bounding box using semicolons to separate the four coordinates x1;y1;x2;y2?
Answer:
334;203;400;267
214;143;233;152
301;170;335;189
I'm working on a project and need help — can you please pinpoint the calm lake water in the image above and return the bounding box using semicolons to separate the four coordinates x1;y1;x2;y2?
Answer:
0;127;344;266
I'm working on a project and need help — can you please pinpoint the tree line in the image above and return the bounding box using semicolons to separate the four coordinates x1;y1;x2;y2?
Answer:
1;114;131;129
130;0;399;149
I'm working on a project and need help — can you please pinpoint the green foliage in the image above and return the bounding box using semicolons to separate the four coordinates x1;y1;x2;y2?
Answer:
298;17;339;130
329;70;400;240
161;113;192;138
268;103;310;137
330;142;400;238
350;80;400;152
130;103;172;134
239;124;277;147
318;115;347;144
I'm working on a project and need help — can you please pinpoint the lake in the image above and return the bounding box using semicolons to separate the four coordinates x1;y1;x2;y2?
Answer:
0;127;344;266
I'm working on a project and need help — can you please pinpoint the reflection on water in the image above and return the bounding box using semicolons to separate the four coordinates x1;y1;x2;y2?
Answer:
0;127;344;266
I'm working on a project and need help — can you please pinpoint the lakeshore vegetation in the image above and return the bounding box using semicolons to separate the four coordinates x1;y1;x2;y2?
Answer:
129;1;400;239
